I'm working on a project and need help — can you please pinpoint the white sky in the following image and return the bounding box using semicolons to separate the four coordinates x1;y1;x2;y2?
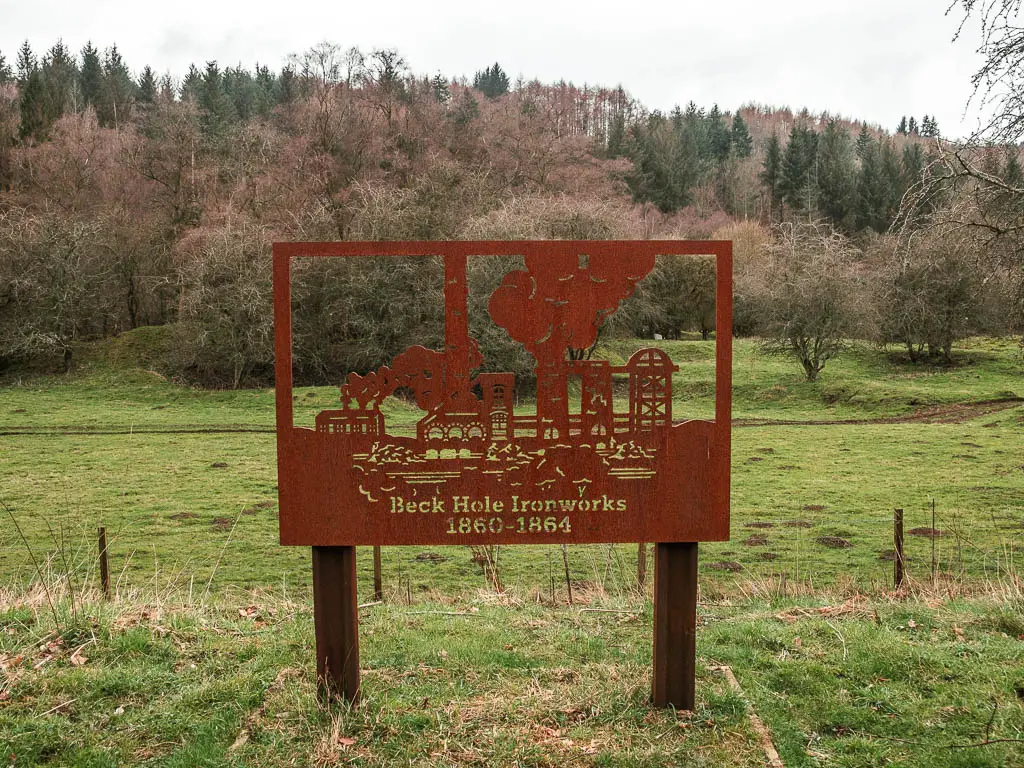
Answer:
0;0;991;138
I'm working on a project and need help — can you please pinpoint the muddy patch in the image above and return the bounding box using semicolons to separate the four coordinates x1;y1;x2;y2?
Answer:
415;551;447;563
816;536;852;549
743;535;770;546
212;517;233;530
760;552;779;561
803;504;826;512
908;527;944;538
745;521;775;529
784;520;815;528
747;456;764;463
169;512;197;520
242;500;276;515
211;462;228;469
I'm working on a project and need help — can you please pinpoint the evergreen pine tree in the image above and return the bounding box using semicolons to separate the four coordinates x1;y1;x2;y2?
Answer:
856;124;872;159
901;142;925;189
16;40;36;86
857;138;902;232
19;69;46;141
180;64;202;102
198;60;236;136
730;112;752;158
682;101;710;165
274;65;296;105
857;139;883;231
431;72;450;103
222;66;257;121
41;40;76;124
79;42;102;108
452;89;479;126
606;109;627;158
97;45;135;127
759;131;783;219
0;51;12;84
253;64;276;117
491;63;510;97
706;104;731;163
16;41;46;140
880;139;904;208
138;65;157;103
472;63;510;99
896;115;908;135
907;116;919;135
626;110;702;213
815;119;857;229
780;122;818;211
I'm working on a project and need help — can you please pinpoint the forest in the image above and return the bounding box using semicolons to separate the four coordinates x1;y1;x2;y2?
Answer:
0;38;1021;387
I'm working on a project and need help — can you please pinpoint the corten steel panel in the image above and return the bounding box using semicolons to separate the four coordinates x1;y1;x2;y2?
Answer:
274;241;732;546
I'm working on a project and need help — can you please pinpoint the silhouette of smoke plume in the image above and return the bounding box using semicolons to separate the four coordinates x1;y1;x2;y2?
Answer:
488;250;655;364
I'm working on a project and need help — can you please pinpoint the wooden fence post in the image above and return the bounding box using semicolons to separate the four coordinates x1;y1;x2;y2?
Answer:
98;526;110;599
894;509;904;589
637;542;647;589
652;542;698;710
372;545;383;602
312;546;360;704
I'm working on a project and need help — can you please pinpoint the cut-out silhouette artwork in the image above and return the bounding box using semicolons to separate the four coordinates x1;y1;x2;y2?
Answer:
273;241;732;546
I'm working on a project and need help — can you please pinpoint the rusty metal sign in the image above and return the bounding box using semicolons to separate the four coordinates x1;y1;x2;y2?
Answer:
273;241;732;547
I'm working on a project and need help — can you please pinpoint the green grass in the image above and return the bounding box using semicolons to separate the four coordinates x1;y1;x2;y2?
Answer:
0;330;1021;595
1;330;1023;766
0;588;1020;767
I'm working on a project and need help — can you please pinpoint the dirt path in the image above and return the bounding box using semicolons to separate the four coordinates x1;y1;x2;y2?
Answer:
732;397;1022;427
0;399;1019;437
0;424;275;436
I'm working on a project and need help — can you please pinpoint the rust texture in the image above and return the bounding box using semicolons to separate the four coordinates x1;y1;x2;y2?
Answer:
274;241;732;547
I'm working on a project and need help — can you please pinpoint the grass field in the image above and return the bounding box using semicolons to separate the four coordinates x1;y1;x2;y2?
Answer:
1;330;1022;766
1;587;1022;767
0;331;1020;596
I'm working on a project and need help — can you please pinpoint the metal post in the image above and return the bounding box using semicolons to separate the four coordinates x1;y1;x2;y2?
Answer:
894;509;904;589
312;546;360;704
653;542;698;710
372;545;383;602
98;526;110;599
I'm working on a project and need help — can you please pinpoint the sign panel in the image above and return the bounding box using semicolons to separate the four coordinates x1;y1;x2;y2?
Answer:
274;241;731;546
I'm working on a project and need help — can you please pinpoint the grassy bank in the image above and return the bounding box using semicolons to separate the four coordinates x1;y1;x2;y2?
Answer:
1;587;1021;767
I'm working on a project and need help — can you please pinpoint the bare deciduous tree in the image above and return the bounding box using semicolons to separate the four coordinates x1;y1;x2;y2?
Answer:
874;226;999;362
747;222;864;381
0;207;110;371
172;222;273;388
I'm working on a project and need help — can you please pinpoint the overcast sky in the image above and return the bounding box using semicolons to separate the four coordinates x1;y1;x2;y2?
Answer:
0;0;991;138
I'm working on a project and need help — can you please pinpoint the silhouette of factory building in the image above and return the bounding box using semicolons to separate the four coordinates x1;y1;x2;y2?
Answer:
315;254;676;451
